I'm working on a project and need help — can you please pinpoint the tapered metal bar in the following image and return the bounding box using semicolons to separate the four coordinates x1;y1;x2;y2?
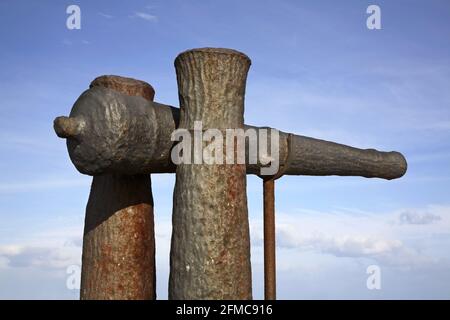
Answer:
263;178;276;300
169;48;252;299
282;134;407;179
80;76;156;300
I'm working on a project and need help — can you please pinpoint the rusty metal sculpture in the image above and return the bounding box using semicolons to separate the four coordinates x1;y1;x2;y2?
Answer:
54;47;407;300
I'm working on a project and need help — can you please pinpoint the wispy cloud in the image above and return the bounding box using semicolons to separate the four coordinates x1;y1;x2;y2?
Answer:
1;205;450;299
0;245;80;269
98;12;114;19
61;39;72;46
0;133;59;153
0;178;90;193
131;12;158;22
0;223;83;270
250;205;450;268
407;151;450;164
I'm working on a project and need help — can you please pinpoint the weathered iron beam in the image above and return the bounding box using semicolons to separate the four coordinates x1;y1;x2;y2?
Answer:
79;76;156;300
168;48;253;299
54;88;407;180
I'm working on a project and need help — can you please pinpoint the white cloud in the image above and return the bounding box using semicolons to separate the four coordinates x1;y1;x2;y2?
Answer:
0;217;84;271
0;216;173;299
131;12;158;22
1;205;449;298
0;244;81;270
250;205;450;268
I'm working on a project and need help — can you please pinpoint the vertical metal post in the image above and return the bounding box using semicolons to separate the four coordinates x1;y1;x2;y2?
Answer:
263;178;276;300
169;48;253;299
80;76;156;300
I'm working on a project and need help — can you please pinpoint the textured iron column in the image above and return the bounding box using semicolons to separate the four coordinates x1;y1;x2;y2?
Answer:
80;76;156;300
169;48;252;299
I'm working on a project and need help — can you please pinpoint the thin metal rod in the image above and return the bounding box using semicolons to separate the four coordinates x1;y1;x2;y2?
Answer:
263;178;276;300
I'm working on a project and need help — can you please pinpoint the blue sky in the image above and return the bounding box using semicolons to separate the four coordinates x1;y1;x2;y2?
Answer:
0;0;449;299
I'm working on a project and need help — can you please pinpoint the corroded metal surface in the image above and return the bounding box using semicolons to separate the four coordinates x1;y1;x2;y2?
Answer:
263;178;276;300
91;75;155;101
169;48;253;299
80;75;156;300
282;134;407;180
54;89;407;179
81;174;155;300
54;87;178;175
